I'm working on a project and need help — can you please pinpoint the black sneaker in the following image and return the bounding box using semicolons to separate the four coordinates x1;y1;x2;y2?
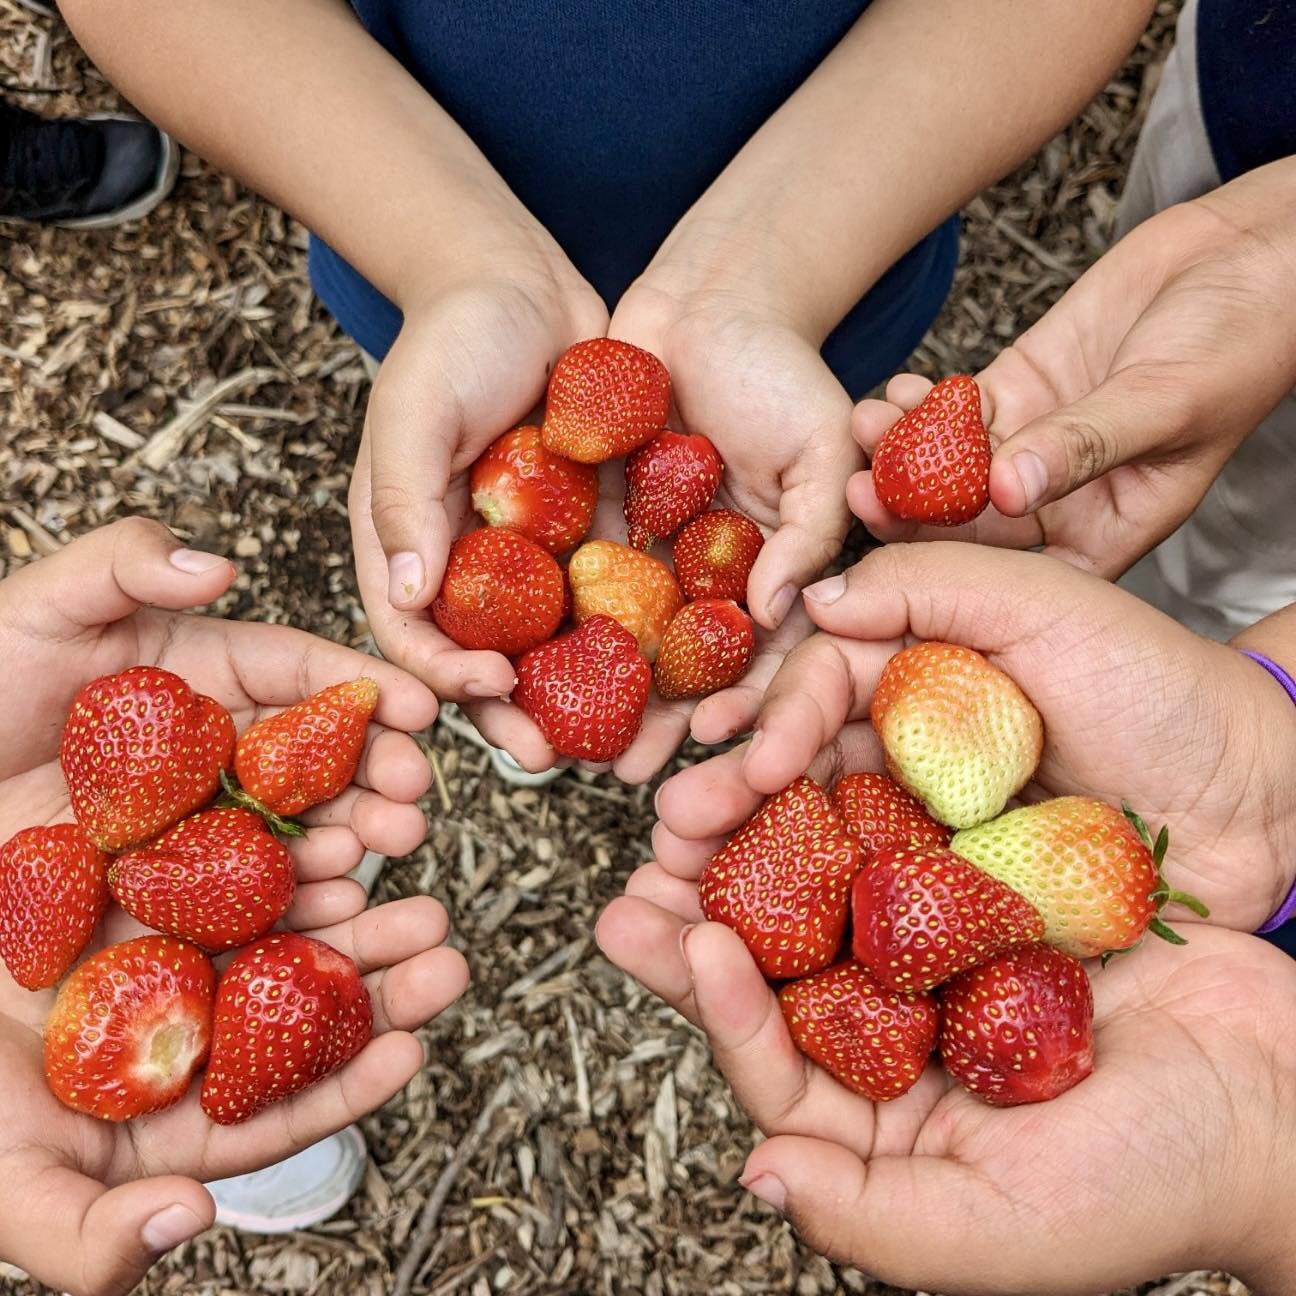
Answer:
0;100;179;227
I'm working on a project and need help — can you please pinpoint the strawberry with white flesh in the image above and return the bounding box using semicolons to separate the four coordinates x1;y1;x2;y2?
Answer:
698;777;861;980
829;772;951;860
43;935;215;1121
951;797;1209;959
939;943;1094;1106
623;430;723;549
779;959;938;1101
201;932;372;1125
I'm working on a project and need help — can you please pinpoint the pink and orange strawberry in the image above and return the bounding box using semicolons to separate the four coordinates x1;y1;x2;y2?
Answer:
568;539;682;661
623;430;722;549
654;599;754;700
671;509;764;603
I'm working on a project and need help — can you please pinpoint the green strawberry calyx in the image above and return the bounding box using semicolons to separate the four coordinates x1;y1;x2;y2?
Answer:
218;769;307;839
1122;801;1210;948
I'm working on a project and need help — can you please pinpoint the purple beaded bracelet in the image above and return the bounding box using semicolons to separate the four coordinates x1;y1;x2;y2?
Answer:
1241;650;1296;933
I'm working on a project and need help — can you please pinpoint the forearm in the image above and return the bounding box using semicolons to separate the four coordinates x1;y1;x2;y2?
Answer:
648;0;1154;338
59;0;577;309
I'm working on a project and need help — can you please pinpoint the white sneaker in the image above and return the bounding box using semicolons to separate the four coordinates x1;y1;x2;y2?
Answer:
208;1126;367;1234
438;704;564;788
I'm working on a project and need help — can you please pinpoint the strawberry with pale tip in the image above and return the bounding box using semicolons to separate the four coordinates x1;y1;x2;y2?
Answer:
568;538;683;661
654;599;754;701
671;508;764;603
623;430;723;549
829;772;951;859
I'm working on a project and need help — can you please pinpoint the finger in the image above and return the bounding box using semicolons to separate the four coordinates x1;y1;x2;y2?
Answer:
299;787;429;858
885;372;935;409
6;516;235;639
363;945;471;1032
594;895;699;1025
302;895;453;974
285;826;365;881
654;744;766;841
611;697;693;785
458;699;558;774
282;878;368;929
623;860;705;922
651;820;726;880
352;727;433;803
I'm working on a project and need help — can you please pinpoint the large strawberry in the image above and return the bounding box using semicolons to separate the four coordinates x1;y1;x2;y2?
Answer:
109;807;295;952
432;528;565;656
514;616;652;762
201;932;372;1125
60;666;236;851
471;424;598;554
939;943;1094;1106
851;845;1044;993
951;797;1207;959
541;338;671;463
871;641;1042;830
568;539;683;661
779;959;938;1101
0;823;109;990
829;772;952;859
871;374;991;526
44;935;215;1121
654;599;754;700
698;777;861;980
671;508;764;603
623;430;723;550
230;677;378;825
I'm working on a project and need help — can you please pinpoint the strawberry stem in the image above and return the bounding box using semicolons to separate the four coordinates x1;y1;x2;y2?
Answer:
1121;800;1210;944
218;769;307;838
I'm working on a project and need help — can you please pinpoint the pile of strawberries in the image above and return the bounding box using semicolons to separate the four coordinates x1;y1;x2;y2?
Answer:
433;338;767;762
0;665;380;1124
699;641;1205;1107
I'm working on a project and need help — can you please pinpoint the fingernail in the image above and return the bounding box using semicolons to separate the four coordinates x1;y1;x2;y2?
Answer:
653;785;665;817
1013;450;1049;512
169;548;228;575
387;552;425;606
768;584;798;626
466;679;508;698
739;1172;787;1214
142;1203;206;1254
677;921;698;968
803;573;845;605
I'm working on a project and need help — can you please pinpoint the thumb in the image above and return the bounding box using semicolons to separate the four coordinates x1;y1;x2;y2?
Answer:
988;363;1193;516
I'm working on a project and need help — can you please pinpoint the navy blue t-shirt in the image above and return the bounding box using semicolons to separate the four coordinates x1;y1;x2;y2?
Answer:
308;0;959;398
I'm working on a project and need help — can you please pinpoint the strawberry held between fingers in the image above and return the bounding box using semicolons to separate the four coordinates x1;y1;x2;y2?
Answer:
568;539;683;661
60;665;236;852
778;959;938;1101
871;374;991;526
654;599;755;701
671;508;764;603
201;932;372;1125
623;430;723;550
541;338;672;464
0;823;109;990
939;943;1094;1106
829;772;951;859
109;807;295;952
698;777;861;980
44;935;215;1121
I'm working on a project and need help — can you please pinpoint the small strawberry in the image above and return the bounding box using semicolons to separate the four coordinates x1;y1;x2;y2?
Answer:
950;797;1207;959
568;539;683;661
44;934;214;1121
201;932;373;1125
514;616;652;762
671;509;764;603
109;808;295;952
779;959;938;1101
623;430;723;549
871;374;991;526
230;678;378;825
851;845;1044;993
541;338;671;464
829;772;952;859
654;599;754;700
939;943;1094;1106
60;666;236;852
698;777;861;980
0;824;109;990
471;425;598;554
432;528;565;656
871;641;1042;830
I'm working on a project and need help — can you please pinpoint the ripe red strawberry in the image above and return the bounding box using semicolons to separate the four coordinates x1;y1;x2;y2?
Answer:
471;425;598;554
829;772;952;859
231;678;378;822
951;797;1207;959
568;539;683;661
60;666;235;852
779;959;938;1101
698;777;861;980
654;599;754;700
623;430;723;549
0;824;109;990
939;943;1093;1106
201;932;372;1125
871;374;991;526
44;935;215;1121
851;845;1044;993
514;616;652;762
541;338;671;464
871;641;1042;830
109;808;295;952
671;509;764;603
432;528;565;656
